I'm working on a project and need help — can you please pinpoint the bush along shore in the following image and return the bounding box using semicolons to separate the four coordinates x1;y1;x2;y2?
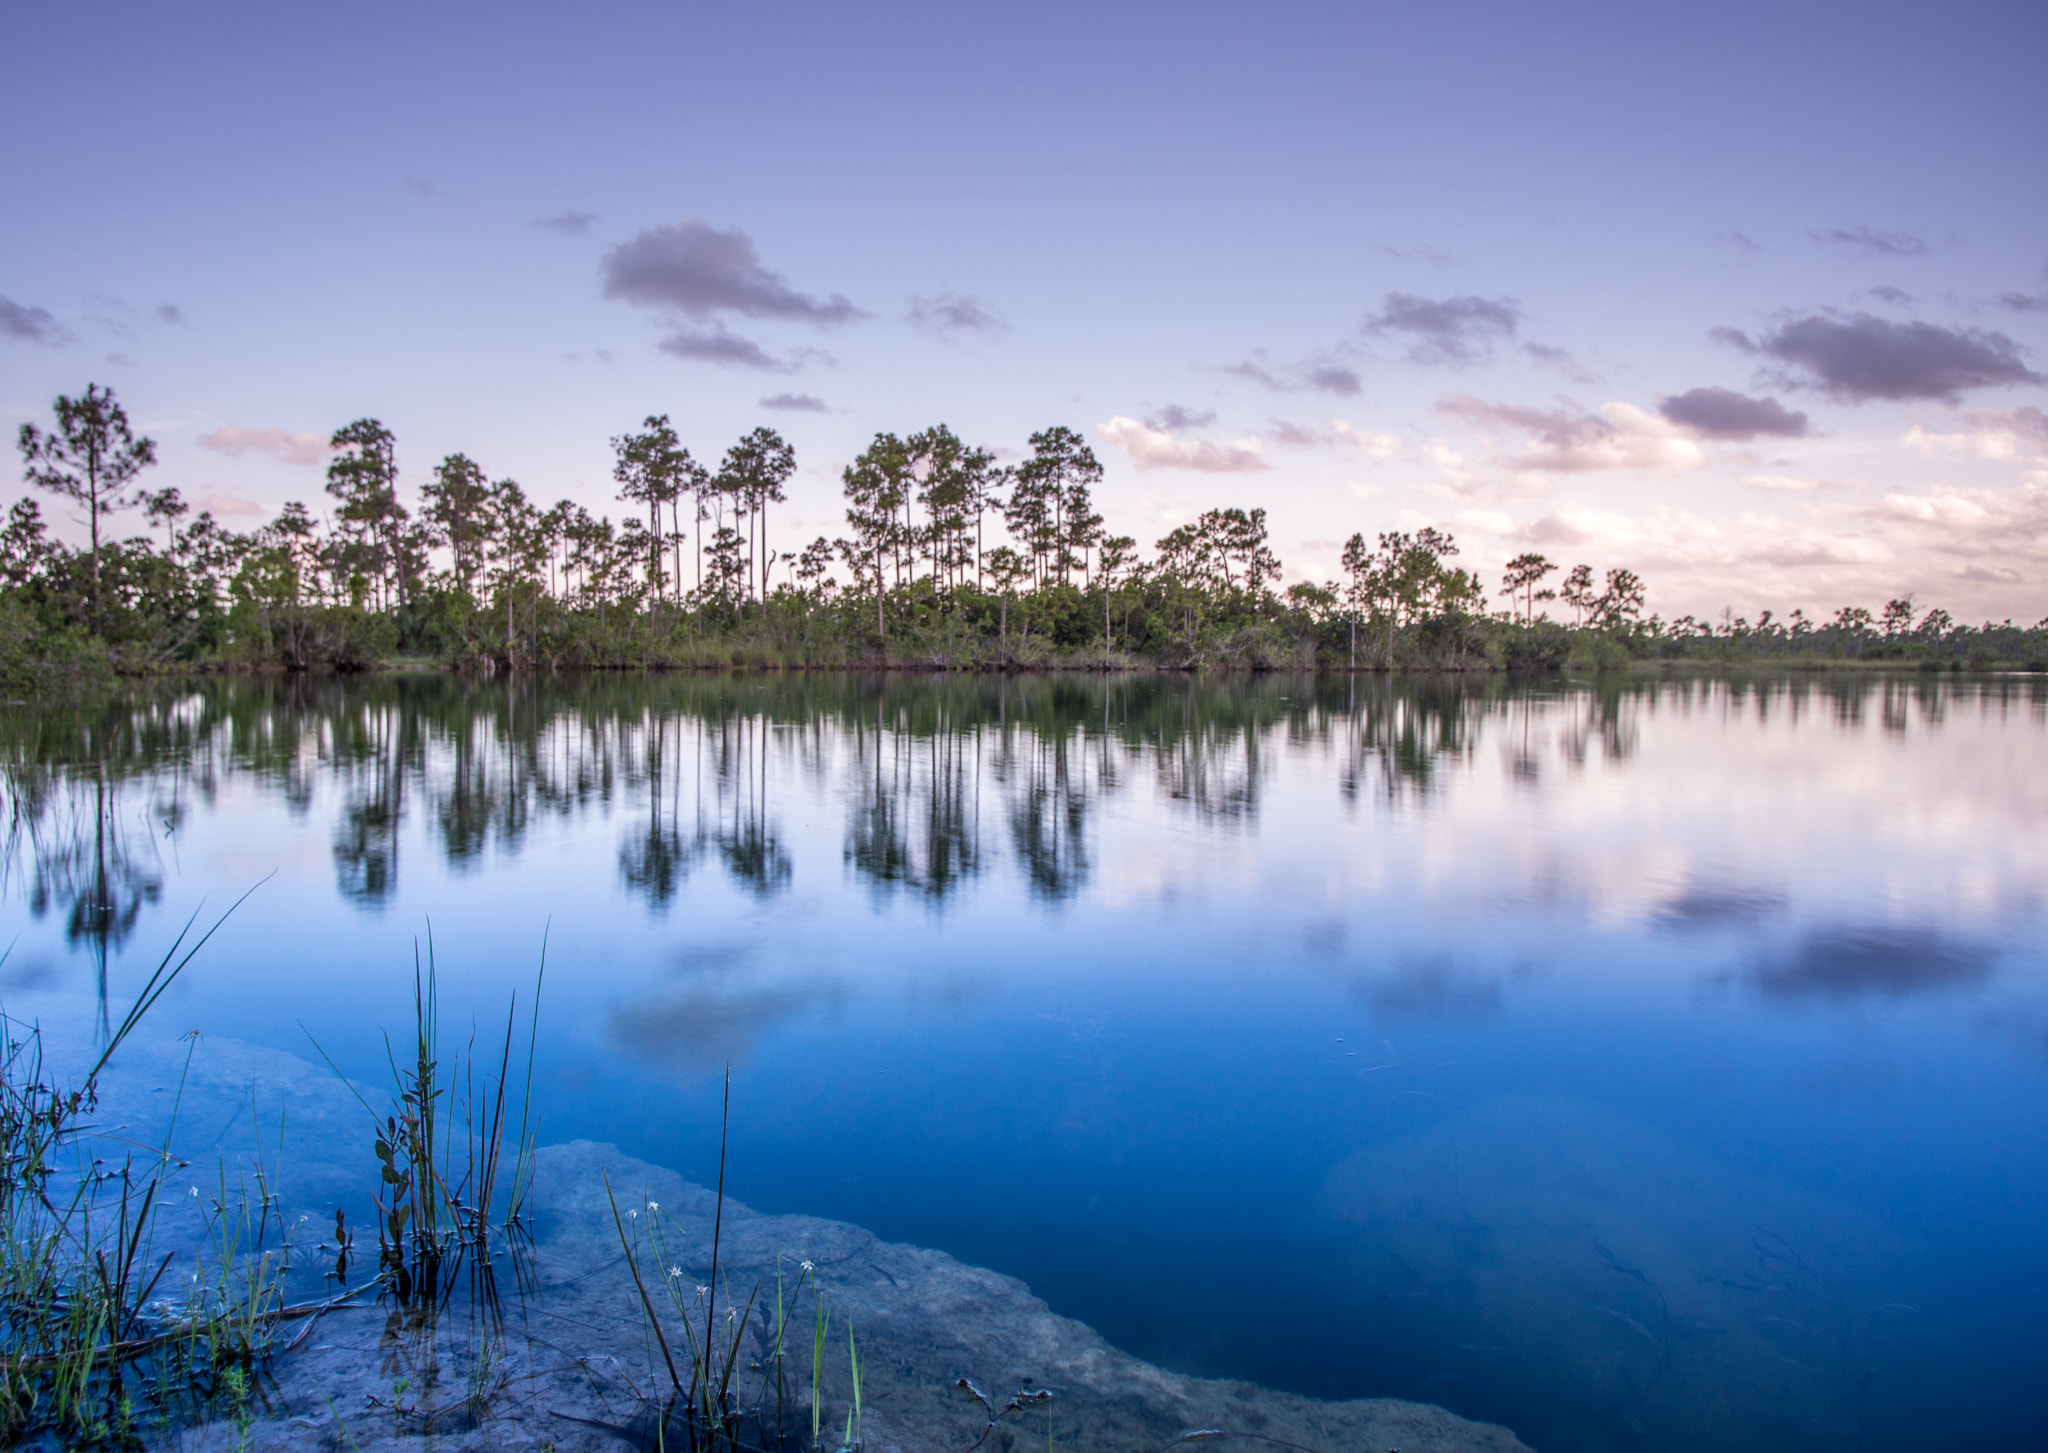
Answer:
9;382;2044;687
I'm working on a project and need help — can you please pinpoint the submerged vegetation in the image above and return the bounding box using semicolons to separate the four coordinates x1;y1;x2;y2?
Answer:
0;898;334;1447
599;1070;872;1453
8;383;2044;686
0;921;1089;1451
0;809;544;1447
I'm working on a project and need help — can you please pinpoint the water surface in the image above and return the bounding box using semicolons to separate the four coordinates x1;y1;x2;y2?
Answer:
4;671;2044;1452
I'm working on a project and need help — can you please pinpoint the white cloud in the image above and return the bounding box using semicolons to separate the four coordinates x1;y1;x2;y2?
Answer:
1096;417;1268;473
1513;504;1892;572
1903;406;2048;462
1330;420;1400;458
1742;473;1834;493
1410;436;1495;499
200;426;331;465
1260;418;1402;458
1436;396;1707;476
1448;507;1516;535
1131;494;1192;528
1520;403;1705;475
199;492;265;517
1904;424;2017;460
1866;480;2048;563
1397;464;2043;621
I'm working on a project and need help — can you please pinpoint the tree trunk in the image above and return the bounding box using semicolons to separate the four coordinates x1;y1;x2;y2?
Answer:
88;478;102;610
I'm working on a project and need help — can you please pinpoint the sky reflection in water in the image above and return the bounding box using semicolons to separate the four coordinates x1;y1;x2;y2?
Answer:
2;672;2043;1453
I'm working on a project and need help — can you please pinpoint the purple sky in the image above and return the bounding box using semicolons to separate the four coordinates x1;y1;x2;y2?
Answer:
4;0;2044;622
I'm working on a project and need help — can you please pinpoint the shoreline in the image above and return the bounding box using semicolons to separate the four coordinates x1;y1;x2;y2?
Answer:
61;1022;1532;1453
25;654;2048;686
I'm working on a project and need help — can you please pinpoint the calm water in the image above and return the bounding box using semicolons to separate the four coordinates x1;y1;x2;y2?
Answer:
4;672;2044;1452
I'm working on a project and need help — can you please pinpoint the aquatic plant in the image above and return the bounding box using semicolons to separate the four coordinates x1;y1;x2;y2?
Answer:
953;1379;1055;1453
845;1322;864;1452
0;890;359;1445
600;1069;1084;1453
811;1260;830;1451
604;1063;768;1449
603;1065;887;1452
306;932;545;1313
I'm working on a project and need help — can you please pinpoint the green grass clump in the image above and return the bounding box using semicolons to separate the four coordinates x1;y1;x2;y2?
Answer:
306;931;547;1356
604;1066;875;1452
0;892;353;1446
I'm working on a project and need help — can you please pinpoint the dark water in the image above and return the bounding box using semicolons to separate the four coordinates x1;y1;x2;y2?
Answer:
4;672;2044;1453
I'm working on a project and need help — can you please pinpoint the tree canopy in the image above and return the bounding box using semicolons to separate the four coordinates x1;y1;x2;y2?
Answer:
4;381;2041;683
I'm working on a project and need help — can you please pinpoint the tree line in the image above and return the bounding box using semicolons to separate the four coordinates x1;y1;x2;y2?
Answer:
6;382;2044;681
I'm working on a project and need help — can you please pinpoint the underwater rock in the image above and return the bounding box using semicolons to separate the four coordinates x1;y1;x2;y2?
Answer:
165;1136;1531;1451
1317;1096;1920;1453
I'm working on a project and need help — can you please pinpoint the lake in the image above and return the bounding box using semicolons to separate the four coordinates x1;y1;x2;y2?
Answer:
3;671;2043;1452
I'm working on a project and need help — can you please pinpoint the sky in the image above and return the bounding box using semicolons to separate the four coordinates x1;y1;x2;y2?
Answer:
3;0;2045;623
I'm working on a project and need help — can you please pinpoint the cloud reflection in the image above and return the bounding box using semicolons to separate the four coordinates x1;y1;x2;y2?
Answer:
1654;884;1786;930
609;972;849;1071
1363;955;1502;1021
1754;927;1994;999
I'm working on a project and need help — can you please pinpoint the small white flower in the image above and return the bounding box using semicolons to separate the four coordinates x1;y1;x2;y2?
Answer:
799;1260;814;1273
646;1201;660;1212
695;1285;709;1301
628;1209;638;1219
670;1266;682;1279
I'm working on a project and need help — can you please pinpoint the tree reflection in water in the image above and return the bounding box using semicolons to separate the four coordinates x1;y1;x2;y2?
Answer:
0;673;2035;967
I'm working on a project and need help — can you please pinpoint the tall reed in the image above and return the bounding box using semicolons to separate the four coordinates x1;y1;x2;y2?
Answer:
606;1066;885;1452
306;933;546;1311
